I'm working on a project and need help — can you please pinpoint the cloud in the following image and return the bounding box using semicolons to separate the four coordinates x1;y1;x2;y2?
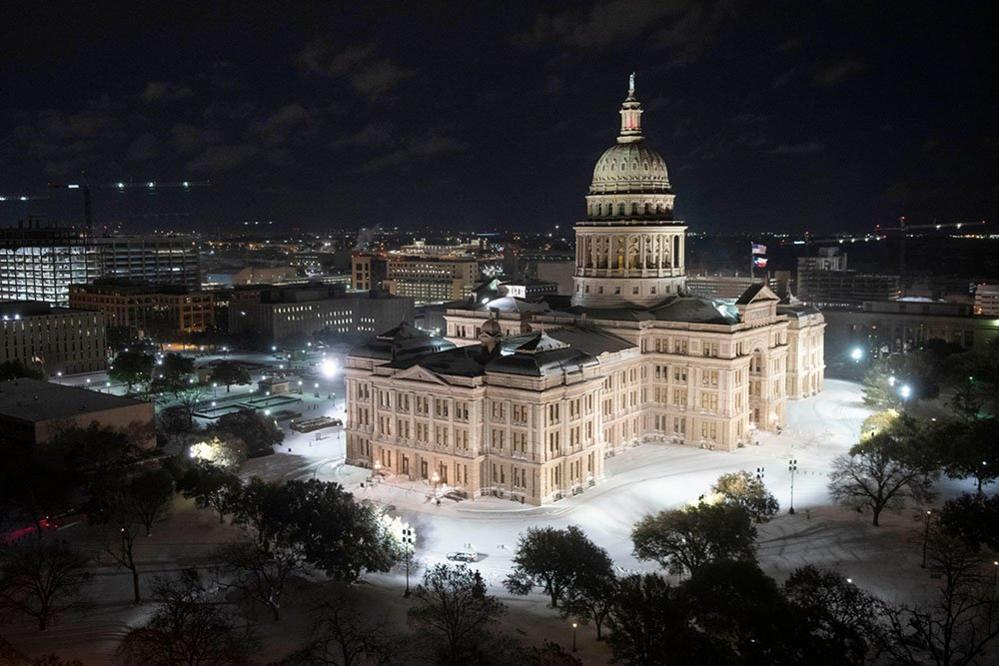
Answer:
814;60;865;87
519;0;738;60
11;105;123;175
171;123;223;154
185;143;259;173
330;121;395;148
769;141;826;155
298;41;413;98
141;81;193;103
362;134;467;171
254;104;317;146
127;132;159;161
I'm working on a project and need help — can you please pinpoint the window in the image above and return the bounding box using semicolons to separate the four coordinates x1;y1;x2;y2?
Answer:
491;402;506;420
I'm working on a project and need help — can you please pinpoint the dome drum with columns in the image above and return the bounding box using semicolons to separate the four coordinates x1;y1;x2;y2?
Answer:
573;74;686;308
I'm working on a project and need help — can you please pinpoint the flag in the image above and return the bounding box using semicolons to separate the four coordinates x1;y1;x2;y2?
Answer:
751;242;767;255
753;256;768;269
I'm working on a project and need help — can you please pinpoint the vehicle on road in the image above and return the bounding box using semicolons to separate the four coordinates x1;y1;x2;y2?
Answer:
446;551;478;562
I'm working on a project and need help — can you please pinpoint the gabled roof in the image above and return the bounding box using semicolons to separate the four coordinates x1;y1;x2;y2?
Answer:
735;283;780;305
349;322;455;364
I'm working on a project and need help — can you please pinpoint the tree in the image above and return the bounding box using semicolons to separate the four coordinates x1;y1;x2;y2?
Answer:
504;525;614;608
108;350;154;394
0;359;43;380
828;431;937;526
606;574;719;666
117;569;254;665
560;569;616;641
631;503;757;576
128;469;174;536
676;560;842;665
783;565;886;664
939;493;999;552
287;596;396;666
884;530;999;665
92;482;146;604
408;564;505;665
211;361;251;393
862;366;903;410
270;479;397;582
940;417;999;494
0;538;92;630
711;470;780;523
177;461;243;524
214;541;302;622
217;477;306;622
211;408;283;458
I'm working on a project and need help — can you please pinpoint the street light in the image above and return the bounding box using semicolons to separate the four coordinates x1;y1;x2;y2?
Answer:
850;347;864;362
401;524;416;597
788;459;798;515
572;622;578;652
899;384;912;400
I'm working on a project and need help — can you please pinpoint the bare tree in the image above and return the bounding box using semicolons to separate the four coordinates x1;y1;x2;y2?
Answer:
409;564;504;663
0;538;91;630
214;541;303;622
884;531;999;665
287;596;396;665
828;432;936;526
118;569;254;665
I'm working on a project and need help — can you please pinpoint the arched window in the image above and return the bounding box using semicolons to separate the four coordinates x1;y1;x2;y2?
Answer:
632;203;639;215
618;203;625;215
645;203;651;214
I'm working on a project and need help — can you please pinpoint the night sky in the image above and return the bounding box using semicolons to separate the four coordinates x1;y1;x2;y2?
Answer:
1;1;996;235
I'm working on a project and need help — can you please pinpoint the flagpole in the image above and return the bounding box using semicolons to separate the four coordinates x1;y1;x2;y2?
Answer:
750;241;754;279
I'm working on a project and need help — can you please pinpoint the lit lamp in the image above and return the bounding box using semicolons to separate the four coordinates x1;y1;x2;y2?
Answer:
849;347;864;362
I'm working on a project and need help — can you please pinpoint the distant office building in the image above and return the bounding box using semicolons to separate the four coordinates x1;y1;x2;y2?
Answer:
0;225;200;306
799;247;848;272
535;260;576;295
974;283;999;316
0;301;106;376
204;265;299;286
352;253;388;292
229;283;414;343
686;276;763;299
823;298;999;357
69;282;215;337
97;236;200;288
0;378;154;448
498;278;558;299
383;256;479;304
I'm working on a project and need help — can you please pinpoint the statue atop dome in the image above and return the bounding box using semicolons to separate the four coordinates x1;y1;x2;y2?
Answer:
628;72;636;97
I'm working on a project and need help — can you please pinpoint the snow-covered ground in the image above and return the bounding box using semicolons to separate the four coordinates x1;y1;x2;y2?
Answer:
5;379;974;663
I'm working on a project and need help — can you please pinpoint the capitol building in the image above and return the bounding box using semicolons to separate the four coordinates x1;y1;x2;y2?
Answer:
345;77;825;505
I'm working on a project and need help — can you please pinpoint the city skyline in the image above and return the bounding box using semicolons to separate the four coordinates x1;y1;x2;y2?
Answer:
2;2;996;234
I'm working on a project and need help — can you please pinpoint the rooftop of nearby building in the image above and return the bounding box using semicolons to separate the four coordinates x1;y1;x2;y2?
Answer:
0;301;94;318
0;378;150;423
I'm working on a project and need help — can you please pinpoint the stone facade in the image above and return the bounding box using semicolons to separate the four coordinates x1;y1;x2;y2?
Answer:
345;78;826;505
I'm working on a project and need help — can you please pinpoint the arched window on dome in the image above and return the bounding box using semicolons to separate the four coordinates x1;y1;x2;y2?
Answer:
632;203;639;215
644;203;651;214
618;203;625;215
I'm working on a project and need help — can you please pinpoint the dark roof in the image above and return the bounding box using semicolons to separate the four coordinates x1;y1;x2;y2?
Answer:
547;327;635;354
483;332;598;377
349;322;456;364
0;378;151;423
648;297;740;324
735;282;767;304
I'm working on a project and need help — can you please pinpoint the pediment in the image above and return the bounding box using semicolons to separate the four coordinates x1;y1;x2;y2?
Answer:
392;364;449;386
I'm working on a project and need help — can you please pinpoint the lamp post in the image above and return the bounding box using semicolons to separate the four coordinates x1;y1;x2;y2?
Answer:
572;622;578;652
921;509;933;568
990;560;998;632
787;458;798;515
401;525;416;597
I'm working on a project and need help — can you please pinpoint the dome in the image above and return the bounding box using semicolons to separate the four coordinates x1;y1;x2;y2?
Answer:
590;142;671;195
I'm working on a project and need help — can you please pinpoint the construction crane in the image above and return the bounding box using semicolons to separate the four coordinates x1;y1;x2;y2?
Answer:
874;217;987;281
46;175;210;232
1;174;210;232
